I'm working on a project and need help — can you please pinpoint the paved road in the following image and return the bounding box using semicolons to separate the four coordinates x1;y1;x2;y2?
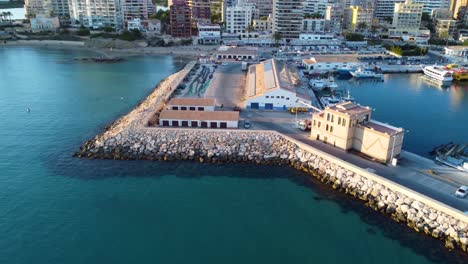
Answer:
204;63;245;108
241;109;468;212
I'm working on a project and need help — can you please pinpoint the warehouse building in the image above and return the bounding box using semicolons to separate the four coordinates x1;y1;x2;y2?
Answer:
167;98;216;111
245;59;312;110
159;110;239;128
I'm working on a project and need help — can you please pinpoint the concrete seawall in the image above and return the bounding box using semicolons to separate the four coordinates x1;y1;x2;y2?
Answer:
75;62;468;254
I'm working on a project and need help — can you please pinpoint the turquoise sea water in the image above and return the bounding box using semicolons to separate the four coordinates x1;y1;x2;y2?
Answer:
0;47;466;264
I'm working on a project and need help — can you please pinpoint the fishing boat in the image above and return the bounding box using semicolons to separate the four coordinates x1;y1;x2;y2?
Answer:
444;64;468;81
320;96;342;107
422;65;453;82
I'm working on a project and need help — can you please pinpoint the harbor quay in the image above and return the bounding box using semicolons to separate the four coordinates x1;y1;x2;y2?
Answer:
75;61;468;254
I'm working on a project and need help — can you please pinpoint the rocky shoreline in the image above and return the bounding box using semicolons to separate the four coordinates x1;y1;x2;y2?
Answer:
75;62;468;254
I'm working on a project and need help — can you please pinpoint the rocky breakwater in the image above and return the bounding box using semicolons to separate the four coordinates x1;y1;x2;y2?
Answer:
76;127;468;253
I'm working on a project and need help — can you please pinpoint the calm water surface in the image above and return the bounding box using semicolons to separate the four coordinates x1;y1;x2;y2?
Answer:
337;75;468;157
0;47;466;264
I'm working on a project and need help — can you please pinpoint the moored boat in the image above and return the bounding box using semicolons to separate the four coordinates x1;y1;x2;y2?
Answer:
422;65;453;82
350;67;384;79
444;64;468;81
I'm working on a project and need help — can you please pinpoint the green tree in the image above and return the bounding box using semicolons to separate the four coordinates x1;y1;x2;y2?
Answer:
272;31;282;48
344;32;364;41
77;26;90;36
421;12;431;22
357;22;367;32
103;26;114;32
246;24;254;44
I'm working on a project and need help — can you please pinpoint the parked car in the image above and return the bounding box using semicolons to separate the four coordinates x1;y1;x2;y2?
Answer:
233;106;241;112
221;62;228;66
455;186;468;198
243;120;251;129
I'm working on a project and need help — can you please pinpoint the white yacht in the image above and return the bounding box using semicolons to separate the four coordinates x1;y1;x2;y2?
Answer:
309;77;338;91
350;67;383;79
422;66;453;82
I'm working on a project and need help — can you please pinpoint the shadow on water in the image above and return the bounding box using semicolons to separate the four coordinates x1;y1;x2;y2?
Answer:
45;153;468;263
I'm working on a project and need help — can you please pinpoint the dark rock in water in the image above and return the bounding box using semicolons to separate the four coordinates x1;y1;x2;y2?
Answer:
74;57;124;63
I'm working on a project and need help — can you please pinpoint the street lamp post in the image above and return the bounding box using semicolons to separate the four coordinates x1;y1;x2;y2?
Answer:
390;135;396;165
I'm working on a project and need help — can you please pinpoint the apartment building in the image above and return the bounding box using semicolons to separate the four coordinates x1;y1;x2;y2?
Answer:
436;19;457;38
121;0;155;24
272;0;305;40
413;0;451;14
389;0;423;36
343;6;373;31
374;0;405;21
69;0;124;29
303;0;330;17
170;0;192;37
253;15;273;31
225;5;257;34
325;3;343;33
187;0;211;25
311;101;405;163
24;0;52;17
302;18;327;33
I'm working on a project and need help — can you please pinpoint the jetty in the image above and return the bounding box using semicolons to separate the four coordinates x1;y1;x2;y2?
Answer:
75;61;468;254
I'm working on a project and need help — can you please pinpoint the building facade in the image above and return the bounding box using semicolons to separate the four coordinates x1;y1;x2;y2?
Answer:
225;5;256;34
197;22;221;44
435;19;457;38
187;0;211;25
253;15;273;31
303;0;330;17
325;3;343;33
272;0;305;40
121;0;155;25
390;0;423;36
374;0;405;21
310;102;405;163
246;59;312;110
30;14;60;30
302;18;327;33
170;0;192;37
69;0;124;28
413;0;451;14
25;0;52;17
343;6;373;31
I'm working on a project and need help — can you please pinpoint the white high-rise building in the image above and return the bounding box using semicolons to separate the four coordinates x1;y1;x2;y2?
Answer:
303;0;331;17
69;0;124;29
273;0;304;40
390;0;423;35
25;0;52;17
413;0;451;13
122;0;155;24
50;0;70;18
374;0;405;21
225;4;257;34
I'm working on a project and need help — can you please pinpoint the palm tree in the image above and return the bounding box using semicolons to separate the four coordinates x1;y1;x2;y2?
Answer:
272;31;282;48
245;24;254;45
